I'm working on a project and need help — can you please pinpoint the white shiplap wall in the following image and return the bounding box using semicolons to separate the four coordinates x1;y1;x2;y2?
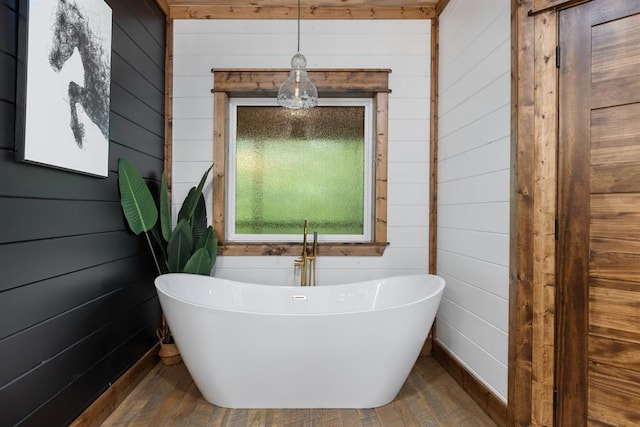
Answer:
172;20;431;285
436;0;511;402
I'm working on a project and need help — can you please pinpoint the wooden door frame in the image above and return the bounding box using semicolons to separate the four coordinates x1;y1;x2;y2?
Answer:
510;1;593;425
509;0;563;425
512;1;640;426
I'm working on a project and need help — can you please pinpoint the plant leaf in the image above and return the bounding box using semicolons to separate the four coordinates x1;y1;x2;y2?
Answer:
177;187;196;223
160;172;172;242
195;226;217;268
117;158;158;235
167;218;193;272
183;247;212;275
191;193;208;243
190;164;213;219
177;165;213;224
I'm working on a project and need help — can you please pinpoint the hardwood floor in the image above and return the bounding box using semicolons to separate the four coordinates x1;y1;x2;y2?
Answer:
102;356;497;426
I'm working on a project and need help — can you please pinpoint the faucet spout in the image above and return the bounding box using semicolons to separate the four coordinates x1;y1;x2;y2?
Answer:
294;219;317;286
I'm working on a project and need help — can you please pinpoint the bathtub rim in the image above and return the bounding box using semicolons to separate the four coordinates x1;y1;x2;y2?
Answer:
155;273;445;317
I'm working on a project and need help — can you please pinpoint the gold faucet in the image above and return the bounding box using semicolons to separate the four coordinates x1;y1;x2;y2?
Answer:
294;219;317;286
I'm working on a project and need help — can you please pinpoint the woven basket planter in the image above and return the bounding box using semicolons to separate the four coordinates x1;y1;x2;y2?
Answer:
157;328;182;366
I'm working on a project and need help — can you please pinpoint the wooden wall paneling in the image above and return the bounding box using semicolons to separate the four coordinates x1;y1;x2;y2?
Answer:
0;299;160;426
110;84;164;137
508;0;535;425
0;4;16;53
111;26;164;91
110;146;164;183
177;19;428;278
0;2;16;105
129;0;166;43
154;0;169;16
0;151;118;199
531;8;557;427
69;343;160;427
110;145;162;180
0;277;157;387
0;3;165;425
0;100;16;148
433;0;511;406
0;256;155;340
110;0;166;68
0;52;16;102
111;54;164;115
0;199;125;243
109;0;165;71
109;114;165;159
15;311;161;427
0;232;145;292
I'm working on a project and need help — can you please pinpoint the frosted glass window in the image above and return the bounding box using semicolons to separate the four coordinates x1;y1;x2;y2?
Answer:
227;98;373;242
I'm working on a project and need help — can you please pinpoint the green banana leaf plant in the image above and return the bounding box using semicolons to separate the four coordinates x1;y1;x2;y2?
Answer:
117;158;218;277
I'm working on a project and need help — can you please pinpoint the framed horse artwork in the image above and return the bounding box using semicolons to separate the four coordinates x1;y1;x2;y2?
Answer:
15;0;112;177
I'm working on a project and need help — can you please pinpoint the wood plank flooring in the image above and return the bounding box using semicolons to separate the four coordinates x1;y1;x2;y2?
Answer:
102;356;497;426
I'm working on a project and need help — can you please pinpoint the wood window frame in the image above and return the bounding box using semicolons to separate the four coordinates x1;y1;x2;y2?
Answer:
212;68;390;256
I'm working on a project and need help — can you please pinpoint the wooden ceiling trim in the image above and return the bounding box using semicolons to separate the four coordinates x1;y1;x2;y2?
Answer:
212;68;391;95
168;5;435;19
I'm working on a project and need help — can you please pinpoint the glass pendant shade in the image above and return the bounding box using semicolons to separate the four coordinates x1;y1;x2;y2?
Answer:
278;53;318;109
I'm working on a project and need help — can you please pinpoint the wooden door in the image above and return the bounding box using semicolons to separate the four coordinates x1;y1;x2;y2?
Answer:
557;1;640;425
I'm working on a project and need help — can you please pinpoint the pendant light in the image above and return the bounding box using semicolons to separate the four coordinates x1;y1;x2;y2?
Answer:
277;0;318;109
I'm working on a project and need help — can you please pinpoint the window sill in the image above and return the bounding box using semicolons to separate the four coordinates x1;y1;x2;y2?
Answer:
218;241;389;256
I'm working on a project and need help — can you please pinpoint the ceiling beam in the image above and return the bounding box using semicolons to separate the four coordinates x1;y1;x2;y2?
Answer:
168;5;435;19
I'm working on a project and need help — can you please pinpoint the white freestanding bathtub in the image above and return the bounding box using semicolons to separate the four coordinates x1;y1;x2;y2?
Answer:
155;273;445;409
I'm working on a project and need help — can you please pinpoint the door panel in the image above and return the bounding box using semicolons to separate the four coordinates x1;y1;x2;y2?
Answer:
591;13;640;109
558;1;640;425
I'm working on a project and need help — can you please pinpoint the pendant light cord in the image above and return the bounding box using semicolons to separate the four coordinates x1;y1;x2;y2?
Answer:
297;0;301;53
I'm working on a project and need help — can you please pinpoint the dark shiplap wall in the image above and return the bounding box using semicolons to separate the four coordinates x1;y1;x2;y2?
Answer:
0;0;165;425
